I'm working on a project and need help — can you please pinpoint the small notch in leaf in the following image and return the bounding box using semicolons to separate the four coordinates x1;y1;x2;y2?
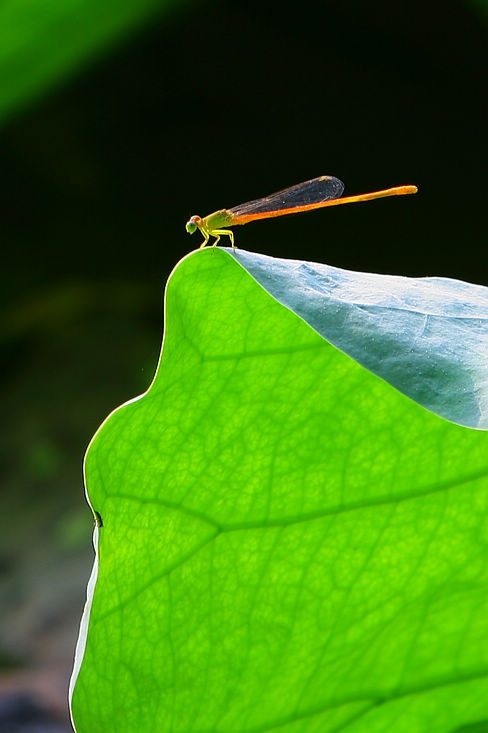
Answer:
94;511;103;528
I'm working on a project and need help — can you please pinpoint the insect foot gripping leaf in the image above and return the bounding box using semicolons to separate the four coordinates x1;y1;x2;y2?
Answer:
71;248;488;733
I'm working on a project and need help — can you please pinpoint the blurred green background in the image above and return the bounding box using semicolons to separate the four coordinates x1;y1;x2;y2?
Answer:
0;0;486;729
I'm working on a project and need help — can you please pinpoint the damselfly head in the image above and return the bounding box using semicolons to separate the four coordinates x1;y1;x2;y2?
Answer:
185;215;201;234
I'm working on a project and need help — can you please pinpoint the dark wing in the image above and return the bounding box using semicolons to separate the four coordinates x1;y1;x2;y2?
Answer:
228;176;345;217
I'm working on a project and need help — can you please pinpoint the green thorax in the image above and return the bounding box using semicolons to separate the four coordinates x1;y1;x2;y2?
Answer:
202;209;234;230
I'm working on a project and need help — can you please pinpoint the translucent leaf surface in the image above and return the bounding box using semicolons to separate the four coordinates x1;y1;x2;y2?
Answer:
71;248;488;732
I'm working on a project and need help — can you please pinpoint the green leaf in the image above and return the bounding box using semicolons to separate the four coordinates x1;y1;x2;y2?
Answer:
0;0;180;124
71;248;488;732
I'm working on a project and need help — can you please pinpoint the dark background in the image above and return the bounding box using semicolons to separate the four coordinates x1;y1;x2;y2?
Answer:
1;0;486;729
